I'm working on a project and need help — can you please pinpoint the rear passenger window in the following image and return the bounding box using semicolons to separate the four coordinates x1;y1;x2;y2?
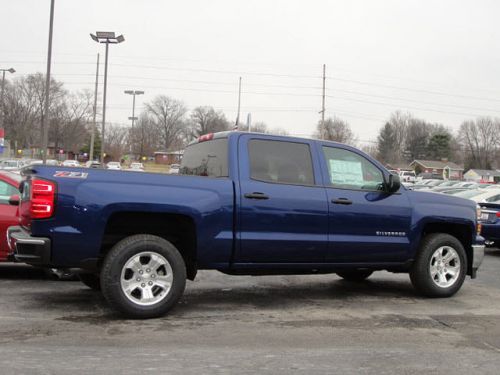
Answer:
180;138;228;177
248;139;315;185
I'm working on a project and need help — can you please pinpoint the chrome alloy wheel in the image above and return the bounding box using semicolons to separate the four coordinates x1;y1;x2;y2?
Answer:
429;246;461;288
120;251;173;306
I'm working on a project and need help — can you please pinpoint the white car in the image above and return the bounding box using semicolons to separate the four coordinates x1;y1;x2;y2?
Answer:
106;162;122;170
454;188;500;203
62;160;80;167
85;161;101;169
129;162;144;172
399;170;416;183
169;164;180;174
0;159;25;170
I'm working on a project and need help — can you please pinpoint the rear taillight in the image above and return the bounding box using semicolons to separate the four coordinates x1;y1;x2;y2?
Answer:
496;212;500;218
30;179;56;219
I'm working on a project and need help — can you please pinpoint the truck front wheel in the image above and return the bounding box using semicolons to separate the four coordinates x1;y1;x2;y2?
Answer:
101;234;187;319
410;233;466;297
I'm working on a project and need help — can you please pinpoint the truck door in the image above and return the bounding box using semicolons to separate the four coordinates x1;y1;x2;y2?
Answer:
235;135;329;263
319;144;412;262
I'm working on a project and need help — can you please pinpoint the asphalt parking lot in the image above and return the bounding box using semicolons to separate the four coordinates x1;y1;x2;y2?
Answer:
0;251;499;374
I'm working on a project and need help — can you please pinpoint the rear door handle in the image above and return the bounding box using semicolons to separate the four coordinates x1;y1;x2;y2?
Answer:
332;198;352;205
244;192;269;200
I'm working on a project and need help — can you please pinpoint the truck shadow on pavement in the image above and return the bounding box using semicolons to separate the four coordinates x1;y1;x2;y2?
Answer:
0;264;50;280
27;276;419;321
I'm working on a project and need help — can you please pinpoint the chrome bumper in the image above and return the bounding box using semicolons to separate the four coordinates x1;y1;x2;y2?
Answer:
471;244;485;278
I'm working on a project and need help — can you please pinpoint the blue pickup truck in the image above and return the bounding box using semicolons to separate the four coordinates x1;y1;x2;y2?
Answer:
8;132;484;318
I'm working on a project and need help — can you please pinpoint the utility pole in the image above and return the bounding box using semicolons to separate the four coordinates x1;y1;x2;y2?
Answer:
235;77;242;130
246;113;252;133
41;0;55;164
320;64;326;140
0;68;15;131
89;53;99;162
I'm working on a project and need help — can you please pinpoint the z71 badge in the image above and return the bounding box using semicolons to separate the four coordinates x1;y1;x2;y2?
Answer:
53;171;88;179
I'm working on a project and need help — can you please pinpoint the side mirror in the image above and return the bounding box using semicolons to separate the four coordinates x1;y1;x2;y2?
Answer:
8;194;20;206
386;174;401;193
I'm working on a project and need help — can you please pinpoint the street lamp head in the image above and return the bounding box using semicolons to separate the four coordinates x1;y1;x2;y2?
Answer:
124;90;145;95
8;68;15;74
96;31;116;39
91;31;125;44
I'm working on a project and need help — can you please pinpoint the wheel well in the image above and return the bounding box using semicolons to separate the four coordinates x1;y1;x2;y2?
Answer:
422;222;473;275
101;212;197;280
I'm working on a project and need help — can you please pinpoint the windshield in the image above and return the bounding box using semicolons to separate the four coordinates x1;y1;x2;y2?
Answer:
454;189;483;199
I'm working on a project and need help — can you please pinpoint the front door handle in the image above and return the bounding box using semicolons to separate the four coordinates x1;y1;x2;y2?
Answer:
244;192;269;200
332;198;352;205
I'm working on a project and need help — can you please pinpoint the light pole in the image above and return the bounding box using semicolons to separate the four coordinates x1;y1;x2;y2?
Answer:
0;68;15;131
124;90;144;158
90;31;125;167
124;90;144;129
41;0;55;164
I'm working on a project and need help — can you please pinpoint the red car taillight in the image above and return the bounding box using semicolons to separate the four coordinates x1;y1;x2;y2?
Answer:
30;179;56;219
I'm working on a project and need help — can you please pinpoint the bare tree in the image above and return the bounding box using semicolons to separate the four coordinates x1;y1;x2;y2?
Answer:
189;106;229;139
144;95;187;150
315;117;356;145
459;117;500;169
129;113;161;157
105;124;129;160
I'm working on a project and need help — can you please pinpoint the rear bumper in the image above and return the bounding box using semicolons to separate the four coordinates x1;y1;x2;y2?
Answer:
7;226;51;265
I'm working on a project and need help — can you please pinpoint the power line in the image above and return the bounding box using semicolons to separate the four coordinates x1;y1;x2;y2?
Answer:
326;75;500;104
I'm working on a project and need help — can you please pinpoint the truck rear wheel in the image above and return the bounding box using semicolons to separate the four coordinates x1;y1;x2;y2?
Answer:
100;234;186;319
336;270;373;281
410;233;466;297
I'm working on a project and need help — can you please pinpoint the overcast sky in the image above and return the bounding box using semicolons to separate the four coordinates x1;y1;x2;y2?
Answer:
2;0;500;144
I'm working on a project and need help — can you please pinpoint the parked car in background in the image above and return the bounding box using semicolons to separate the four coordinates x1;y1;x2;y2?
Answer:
169;163;180;174
478;202;500;246
106;162;121;170
0;159;25;171
0;171;22;261
416;173;443;181
85;161;101;169
129;162;144;172
62;160;80;167
399;170;416;183
454;182;479;189
454;188;500;203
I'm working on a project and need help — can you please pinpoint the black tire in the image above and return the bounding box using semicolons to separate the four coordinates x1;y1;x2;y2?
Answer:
337;270;373;282
78;273;101;290
100;234;186;319
410;233;467;297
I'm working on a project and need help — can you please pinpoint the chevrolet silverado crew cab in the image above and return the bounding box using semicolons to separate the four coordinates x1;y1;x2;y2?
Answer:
8;132;484;318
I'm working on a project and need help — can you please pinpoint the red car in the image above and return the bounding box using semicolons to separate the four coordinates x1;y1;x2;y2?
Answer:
0;171;22;261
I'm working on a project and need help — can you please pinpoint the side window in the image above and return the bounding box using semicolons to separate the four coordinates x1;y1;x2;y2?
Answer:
179;138;228;177
0;181;18;204
322;146;384;191
249;139;315;185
